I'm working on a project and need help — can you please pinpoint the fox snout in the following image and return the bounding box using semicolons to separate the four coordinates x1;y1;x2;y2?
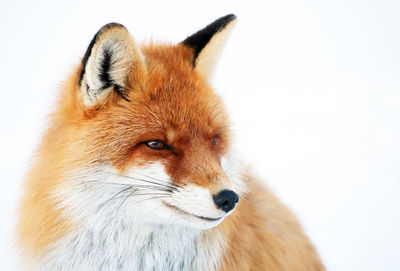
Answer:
213;189;239;213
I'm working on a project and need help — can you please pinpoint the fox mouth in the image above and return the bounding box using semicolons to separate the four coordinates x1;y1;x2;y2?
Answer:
163;202;222;222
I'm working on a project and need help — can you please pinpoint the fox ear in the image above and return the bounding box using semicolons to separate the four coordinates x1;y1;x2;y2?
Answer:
79;23;146;107
181;14;237;80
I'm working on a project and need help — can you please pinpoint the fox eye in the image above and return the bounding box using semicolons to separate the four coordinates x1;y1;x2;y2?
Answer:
145;140;166;150
212;137;217;145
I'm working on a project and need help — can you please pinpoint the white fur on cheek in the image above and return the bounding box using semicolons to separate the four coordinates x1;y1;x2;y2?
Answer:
53;163;172;226
38;163;225;271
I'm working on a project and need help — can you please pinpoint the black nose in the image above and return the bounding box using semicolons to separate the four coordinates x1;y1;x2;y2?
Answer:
213;190;239;213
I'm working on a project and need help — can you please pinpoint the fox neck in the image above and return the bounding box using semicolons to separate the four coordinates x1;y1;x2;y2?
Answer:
39;219;224;271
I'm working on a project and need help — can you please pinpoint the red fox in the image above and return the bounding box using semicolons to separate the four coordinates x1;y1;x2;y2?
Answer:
17;14;324;270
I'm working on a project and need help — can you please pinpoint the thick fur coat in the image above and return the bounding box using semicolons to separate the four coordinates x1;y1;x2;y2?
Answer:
17;15;324;270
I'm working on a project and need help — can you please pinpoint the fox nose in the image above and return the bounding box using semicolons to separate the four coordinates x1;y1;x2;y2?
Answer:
213;190;239;213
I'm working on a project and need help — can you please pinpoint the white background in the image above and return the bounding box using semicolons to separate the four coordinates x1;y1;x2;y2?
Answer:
1;0;399;270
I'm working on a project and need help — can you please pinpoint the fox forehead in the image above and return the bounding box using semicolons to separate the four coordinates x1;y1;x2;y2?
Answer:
119;45;228;140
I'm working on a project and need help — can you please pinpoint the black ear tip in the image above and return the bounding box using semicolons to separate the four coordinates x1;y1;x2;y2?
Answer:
182;14;238;66
100;22;127;31
210;14;237;30
223;14;237;22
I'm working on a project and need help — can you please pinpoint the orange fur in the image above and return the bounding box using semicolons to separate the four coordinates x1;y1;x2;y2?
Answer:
17;20;324;270
218;175;324;270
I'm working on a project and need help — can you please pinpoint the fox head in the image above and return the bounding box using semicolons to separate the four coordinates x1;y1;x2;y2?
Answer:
21;16;242;252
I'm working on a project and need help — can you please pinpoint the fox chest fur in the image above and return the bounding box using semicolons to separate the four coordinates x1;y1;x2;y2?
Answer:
40;220;224;271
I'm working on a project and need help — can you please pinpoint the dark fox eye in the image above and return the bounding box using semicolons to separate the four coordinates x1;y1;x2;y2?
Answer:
145;140;166;150
212;137;217;145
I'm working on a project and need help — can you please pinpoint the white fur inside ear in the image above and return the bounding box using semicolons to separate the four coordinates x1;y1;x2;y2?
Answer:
80;27;144;107
195;20;237;81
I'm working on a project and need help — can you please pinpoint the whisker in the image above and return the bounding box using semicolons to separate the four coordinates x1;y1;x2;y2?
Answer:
112;192;171;201
130;171;183;188
85;180;133;187
98;186;133;211
110;173;179;192
125;195;169;208
122;184;172;192
118;190;135;212
84;180;171;193
117;193;169;212
130;193;171;196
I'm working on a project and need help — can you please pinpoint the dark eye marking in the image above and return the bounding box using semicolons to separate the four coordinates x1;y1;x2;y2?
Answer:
145;140;166;150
